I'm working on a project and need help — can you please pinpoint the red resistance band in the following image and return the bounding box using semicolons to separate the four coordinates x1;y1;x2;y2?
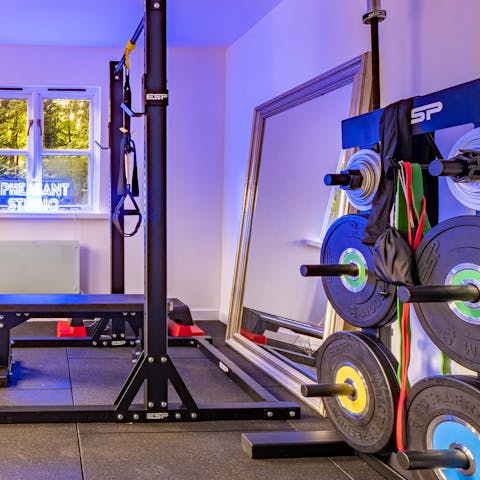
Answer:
396;162;427;452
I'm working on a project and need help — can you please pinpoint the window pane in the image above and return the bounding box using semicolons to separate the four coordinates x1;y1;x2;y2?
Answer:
0;99;27;149
43;99;90;150
0;155;27;211
43;155;89;207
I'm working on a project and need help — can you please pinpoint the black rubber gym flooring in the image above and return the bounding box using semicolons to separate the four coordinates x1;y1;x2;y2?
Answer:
0;321;386;480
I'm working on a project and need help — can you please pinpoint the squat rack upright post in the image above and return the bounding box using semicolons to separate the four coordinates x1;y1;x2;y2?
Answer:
143;0;169;409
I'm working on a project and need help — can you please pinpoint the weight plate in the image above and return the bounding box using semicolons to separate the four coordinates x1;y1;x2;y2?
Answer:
414;215;480;371
335;364;368;416
406;375;480;480
320;215;397;327
447;128;480;210
316;331;399;453
345;148;382;211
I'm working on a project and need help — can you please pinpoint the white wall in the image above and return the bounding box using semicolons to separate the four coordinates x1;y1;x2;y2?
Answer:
165;48;225;317
221;0;480;378
0;45;225;317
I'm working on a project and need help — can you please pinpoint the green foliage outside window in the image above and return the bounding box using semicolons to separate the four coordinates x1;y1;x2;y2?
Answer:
43;99;90;150
0;99;27;150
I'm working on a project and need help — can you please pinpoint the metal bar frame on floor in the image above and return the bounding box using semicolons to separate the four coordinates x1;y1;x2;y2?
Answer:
0;0;300;423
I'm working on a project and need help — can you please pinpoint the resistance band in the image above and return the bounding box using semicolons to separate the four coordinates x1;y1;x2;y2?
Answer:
395;160;451;452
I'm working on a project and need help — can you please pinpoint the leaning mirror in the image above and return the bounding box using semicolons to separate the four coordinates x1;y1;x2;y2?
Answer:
226;54;372;412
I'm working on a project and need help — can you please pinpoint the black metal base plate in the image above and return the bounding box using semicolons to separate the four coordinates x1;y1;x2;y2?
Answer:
242;430;353;459
0;402;300;424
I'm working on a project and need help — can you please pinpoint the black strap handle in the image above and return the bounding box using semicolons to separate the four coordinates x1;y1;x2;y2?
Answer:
113;126;141;237
112;188;142;237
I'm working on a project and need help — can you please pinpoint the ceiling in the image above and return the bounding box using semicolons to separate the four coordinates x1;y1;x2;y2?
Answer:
0;0;284;48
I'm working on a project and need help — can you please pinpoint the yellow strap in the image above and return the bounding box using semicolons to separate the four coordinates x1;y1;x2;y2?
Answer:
124;40;136;70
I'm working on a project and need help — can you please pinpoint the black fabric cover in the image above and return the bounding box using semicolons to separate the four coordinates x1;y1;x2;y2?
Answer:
372;226;415;286
363;99;413;245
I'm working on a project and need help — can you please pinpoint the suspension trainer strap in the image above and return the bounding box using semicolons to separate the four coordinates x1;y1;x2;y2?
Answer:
112;70;142;237
112;136;142;237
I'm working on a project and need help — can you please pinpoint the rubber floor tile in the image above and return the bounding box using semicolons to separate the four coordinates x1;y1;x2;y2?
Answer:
0;424;82;480
0;388;72;406
7;348;70;389
69;357;143;405
67;346;133;360
167;346;206;359
11;320;57;337
172;357;254;403
198;321;228;338
79;430;354;480
213;344;280;387
329;456;387;480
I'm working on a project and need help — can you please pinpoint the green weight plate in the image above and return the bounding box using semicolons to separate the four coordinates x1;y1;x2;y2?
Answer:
320;215;397;328
316;331;399;453
414;215;480;372
406;375;480;480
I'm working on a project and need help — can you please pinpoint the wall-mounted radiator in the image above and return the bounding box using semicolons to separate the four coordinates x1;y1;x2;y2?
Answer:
0;241;80;294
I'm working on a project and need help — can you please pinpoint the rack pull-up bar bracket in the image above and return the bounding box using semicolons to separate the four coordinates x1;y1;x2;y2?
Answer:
120;102;144;118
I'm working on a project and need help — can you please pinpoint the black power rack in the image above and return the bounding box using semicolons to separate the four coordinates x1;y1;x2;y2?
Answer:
0;0;300;424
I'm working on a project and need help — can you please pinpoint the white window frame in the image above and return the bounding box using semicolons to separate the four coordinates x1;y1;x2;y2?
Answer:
0;86;100;214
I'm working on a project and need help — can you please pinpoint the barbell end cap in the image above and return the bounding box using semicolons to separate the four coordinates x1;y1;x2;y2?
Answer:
300;384;311;397
428;159;446;177
324;174;335;186
397;286;411;303
396;451;411;470
429;158;467;178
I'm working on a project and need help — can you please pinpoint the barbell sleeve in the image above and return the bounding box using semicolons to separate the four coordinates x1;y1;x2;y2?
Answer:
397;449;471;471
428;159;468;178
398;284;480;303
300;264;359;277
301;383;356;398
324;171;363;189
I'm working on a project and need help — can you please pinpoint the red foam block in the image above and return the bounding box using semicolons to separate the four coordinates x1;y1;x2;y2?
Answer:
56;320;87;338
168;318;205;337
240;328;267;344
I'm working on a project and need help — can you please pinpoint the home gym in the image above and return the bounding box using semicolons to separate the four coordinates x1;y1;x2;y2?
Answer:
0;0;479;479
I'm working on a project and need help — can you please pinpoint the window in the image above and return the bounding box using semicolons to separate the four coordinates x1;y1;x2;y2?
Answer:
0;87;99;213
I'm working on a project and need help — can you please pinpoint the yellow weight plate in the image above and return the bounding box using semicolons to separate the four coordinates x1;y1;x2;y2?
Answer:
335;365;367;416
